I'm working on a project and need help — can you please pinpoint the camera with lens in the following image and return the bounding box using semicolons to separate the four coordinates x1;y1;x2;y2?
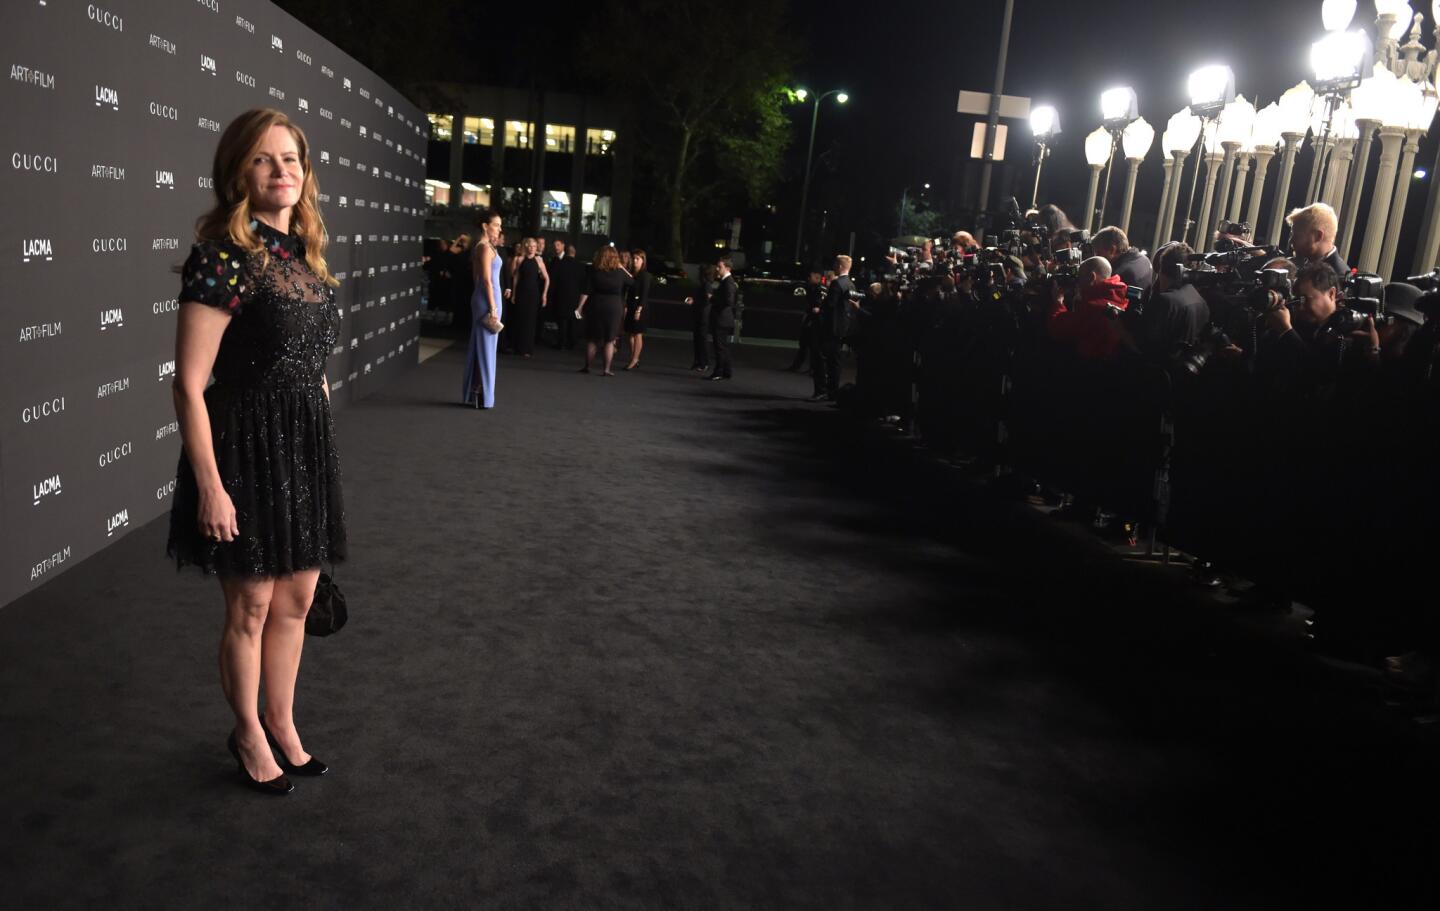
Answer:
1324;271;1389;333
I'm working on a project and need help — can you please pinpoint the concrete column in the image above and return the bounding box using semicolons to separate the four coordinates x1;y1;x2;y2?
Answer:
1321;137;1355;209
1228;153;1251;224
1245;149;1274;242
1378;130;1425;279
1211;142;1241;243
1163;150;1191;247
1358;127;1407;273
1337;120;1379;260
1267;134;1305;245
1119;157;1142;236
1082;165;1102;234
1152;156;1176;251
1193;153;1222;250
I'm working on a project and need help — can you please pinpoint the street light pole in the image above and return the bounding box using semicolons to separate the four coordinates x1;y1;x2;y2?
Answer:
975;0;1015;226
795;89;847;264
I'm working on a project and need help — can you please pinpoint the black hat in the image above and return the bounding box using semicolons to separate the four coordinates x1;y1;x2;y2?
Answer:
1385;282;1427;328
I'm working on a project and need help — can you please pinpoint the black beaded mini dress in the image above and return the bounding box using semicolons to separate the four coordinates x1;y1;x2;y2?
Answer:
167;220;348;578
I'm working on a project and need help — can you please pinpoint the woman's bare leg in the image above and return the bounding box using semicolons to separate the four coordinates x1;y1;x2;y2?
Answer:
220;576;284;781
627;334;643;368
584;341;597;370
260;568;320;765
603;340;617;374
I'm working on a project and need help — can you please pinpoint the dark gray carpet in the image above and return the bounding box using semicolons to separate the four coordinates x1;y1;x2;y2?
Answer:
1;339;1435;910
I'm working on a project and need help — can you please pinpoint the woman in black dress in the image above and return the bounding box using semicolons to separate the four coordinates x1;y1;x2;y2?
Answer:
576;245;632;375
622;249;653;370
169;108;344;796
507;238;549;358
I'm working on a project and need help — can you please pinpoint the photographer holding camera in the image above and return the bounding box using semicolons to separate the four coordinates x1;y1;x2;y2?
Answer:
1092;226;1153;294
1135;242;1210;360
1258;263;1379;392
1046;256;1131;360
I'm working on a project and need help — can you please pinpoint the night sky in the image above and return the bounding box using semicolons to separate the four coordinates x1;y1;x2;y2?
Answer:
790;0;1341;237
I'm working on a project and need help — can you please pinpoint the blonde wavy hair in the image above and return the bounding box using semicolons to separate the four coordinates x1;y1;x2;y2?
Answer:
197;108;337;286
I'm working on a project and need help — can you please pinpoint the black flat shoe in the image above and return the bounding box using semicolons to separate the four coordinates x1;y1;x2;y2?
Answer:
227;731;294;795
578;367;591;374
259;718;329;776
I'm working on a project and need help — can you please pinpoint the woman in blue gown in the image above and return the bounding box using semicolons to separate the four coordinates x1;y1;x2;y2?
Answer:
462;209;504;408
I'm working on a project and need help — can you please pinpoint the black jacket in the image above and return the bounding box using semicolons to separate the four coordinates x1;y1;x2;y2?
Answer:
549;254;584;307
819;274;856;337
711;274;738;329
1112;247;1153;294
1137;283;1209;359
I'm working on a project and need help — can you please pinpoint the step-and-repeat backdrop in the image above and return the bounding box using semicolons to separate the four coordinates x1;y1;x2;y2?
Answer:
0;0;428;607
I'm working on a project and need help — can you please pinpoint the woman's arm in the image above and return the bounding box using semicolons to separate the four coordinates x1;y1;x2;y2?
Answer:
173;303;239;542
537;258;550;305
637;273;650;315
478;246;497;316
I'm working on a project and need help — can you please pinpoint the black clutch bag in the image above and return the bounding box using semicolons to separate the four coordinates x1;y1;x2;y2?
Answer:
305;570;347;637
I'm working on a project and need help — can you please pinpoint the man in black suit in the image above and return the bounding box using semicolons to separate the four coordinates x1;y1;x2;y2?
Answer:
548;239;584;349
709;255;738;380
809;254;855;401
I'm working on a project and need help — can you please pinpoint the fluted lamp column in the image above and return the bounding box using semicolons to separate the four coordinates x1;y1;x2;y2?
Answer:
1379;85;1438;278
1244;103;1284;236
1359;127;1407;272
1118;116;1154;235
1156;108;1202;248
1083;127;1112;233
1192;145;1224;249
1228;152;1253;223
1211;97;1255;243
1265;88;1315;244
1338;65;1397;259
1154;157;1176;249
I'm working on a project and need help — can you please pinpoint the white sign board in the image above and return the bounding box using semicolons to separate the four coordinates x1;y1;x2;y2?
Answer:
970;123;1008;161
957;90;1031;120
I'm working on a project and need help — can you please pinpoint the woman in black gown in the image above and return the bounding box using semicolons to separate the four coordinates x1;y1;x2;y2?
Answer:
622;249;653;370
576;245;631;375
508;237;549;358
169;108;344;796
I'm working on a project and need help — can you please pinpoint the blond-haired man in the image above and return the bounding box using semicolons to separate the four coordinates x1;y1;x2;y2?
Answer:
1285;203;1348;278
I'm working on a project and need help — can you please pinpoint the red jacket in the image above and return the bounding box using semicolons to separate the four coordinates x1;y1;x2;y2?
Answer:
1047;275;1129;360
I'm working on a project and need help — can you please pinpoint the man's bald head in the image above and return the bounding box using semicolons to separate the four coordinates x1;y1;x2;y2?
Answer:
1079;256;1112;285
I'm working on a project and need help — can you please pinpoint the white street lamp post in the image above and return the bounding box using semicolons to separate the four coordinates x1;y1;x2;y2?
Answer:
1118;117;1154;235
1378;127;1426;277
1228;152;1252;223
1359;125;1408;272
1083;127;1112;232
1193;149;1224;249
1267;133;1306;244
1337;120;1379;257
794;88;848;263
1245;147;1275;234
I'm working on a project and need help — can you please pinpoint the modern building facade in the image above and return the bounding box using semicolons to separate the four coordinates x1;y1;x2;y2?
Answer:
410;83;633;246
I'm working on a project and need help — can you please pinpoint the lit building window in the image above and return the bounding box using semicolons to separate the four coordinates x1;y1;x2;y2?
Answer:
586;128;616;156
463;117;495;146
424;179;450;207
460;182;491;208
545;124;578;153
427;113;453;142
506;120;534;148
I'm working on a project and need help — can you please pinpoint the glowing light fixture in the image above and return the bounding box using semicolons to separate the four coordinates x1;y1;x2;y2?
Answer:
1030;104;1060;138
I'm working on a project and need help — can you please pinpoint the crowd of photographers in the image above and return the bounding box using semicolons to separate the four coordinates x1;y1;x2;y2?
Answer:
827;198;1440;696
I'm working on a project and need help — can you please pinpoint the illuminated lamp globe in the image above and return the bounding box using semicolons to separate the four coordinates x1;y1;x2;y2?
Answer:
1409;84;1439;131
1216;96;1257;145
1249;103;1284;152
1085;127;1112;166
1276;82;1316;135
1348;64;1396;123
1122;116;1155;160
1321;0;1356;32
1383;76;1423;129
794;88;808;101
836;92;849;104
1375;0;1414;40
1162;108;1202;154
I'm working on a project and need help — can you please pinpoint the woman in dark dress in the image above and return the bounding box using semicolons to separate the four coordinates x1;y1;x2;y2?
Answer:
576;245;632;375
508;237;549;358
169;108;344;796
623;249;653;370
